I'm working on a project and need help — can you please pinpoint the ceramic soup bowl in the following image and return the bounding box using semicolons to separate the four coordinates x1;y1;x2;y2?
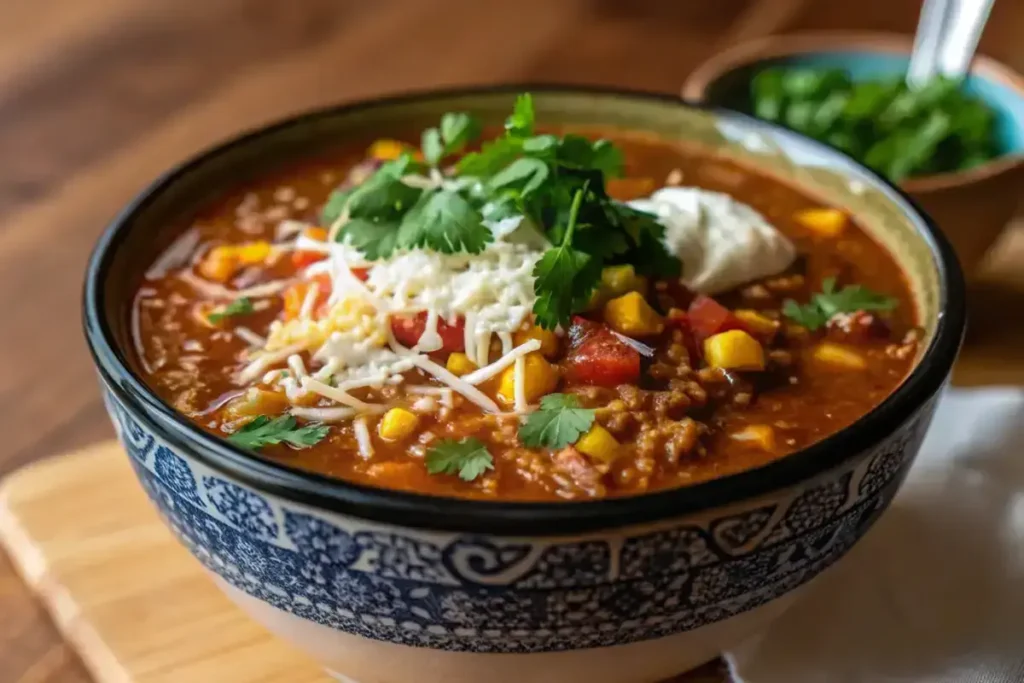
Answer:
684;32;1024;275
83;86;965;683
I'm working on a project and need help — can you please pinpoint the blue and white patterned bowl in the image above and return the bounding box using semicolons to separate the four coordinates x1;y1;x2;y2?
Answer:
83;86;965;683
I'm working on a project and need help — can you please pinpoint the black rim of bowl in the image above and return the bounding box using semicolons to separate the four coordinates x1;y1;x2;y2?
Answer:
83;83;966;536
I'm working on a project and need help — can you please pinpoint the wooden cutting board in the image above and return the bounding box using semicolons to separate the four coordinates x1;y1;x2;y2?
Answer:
0;442;727;683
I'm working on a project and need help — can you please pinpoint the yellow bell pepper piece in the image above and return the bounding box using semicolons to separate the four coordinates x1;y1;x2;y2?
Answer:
734;310;780;341
445;353;478;377
514;325;559;358
795;208;847;238
378;408;419;441
369;139;408;161
198;241;271;282
811;342;867;370
497;352;558;405
224;388;287;422
576;425;620;463
730;424;777;451
604;291;664;337
704;330;766;371
591;264;649;308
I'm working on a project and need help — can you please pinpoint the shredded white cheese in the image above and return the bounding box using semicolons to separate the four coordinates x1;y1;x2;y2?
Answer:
290;406;357;422
300;376;381;412
460;338;541;386
353;417;373;458
513;354;527;412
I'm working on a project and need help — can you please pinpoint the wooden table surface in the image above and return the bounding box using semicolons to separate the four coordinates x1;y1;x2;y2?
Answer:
2;1;1024;680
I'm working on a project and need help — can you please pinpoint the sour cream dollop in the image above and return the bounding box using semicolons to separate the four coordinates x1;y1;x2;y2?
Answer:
629;187;796;294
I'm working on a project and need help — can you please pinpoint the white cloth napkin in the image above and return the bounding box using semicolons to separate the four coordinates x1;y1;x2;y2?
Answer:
725;387;1024;683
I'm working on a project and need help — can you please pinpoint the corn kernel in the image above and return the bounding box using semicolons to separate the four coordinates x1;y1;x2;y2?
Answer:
603;291;664;337
730;424;777;451
795;208;847;238
446;352;478;377
198;245;237;282
734;310;780;341
369;139;408;161
576;425;620;463
590;264;649;309
378;408;419;441
224;388;287;422
811;342;867;370
236;241;272;265
704;330;766;371
497;352;558;405
514;325;560;358
302;226;329;242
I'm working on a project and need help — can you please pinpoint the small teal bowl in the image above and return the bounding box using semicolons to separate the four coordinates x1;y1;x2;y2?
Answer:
684;32;1024;274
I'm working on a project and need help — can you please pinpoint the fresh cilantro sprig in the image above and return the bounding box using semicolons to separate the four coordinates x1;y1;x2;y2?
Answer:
518;394;595;449
422;112;481;166
425;437;494;481
531;187;600;330
208;297;254;324
317;93;682;328
228;415;329;450
782;277;898;330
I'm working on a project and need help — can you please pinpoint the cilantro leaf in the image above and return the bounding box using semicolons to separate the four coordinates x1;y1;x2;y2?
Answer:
422;113;481;167
337;217;401;260
320;187;354;225
589;139;625;178
518;394;596;449
505;93;535;138
421;128;444;166
532;188;599;329
228;415;329;450
487;157;549;197
456;137;522;177
783;277;898;330
397;189;492;254
425;437;494;481
441;112;481;152
207;297;254;324
347;155;422;219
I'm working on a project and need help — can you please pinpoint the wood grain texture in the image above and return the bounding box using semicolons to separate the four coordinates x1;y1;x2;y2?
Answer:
0;0;1022;680
0;443;728;683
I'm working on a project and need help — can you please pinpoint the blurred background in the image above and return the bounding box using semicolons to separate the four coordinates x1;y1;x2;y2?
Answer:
2;0;1023;680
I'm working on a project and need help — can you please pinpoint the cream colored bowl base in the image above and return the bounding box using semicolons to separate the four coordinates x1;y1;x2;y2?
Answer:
219;579;802;683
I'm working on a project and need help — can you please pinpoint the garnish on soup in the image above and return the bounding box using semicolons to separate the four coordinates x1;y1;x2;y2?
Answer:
132;93;920;501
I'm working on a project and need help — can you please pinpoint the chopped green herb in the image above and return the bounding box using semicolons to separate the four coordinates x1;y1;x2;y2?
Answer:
531;188;599;329
227;415;329;450
750;67;999;181
783;277;898;331
518;393;596;449
425;437;494;481
319;93;682;328
397;188;492;254
208;297;254;324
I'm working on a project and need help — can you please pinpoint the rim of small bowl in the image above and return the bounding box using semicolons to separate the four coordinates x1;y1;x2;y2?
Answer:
82;83;967;536
682;31;1024;194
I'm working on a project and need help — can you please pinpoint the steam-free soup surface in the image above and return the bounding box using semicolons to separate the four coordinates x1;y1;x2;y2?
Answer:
133;112;917;501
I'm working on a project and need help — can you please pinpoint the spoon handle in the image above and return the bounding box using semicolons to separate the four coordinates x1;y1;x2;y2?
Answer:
937;0;996;80
907;0;957;88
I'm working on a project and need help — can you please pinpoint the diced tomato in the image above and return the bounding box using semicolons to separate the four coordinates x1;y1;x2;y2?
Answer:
291;227;330;269
687;295;749;342
291;250;326;269
564;316;641;387
350;267;370;282
390;312;465;352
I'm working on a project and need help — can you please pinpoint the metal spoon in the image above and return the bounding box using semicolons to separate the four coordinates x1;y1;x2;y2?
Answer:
907;0;996;88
